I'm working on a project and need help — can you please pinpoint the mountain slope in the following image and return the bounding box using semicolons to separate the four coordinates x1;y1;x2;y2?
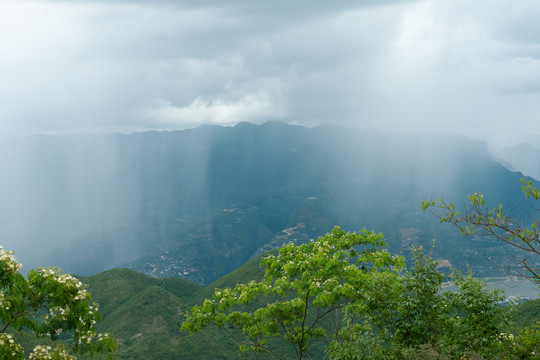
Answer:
82;257;273;359
0;122;528;282
496;142;540;180
79;258;539;360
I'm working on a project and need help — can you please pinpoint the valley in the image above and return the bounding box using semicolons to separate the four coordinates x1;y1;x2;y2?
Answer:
0;122;534;284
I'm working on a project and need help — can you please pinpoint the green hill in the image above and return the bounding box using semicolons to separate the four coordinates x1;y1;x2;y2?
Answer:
83;255;273;359
72;254;540;359
512;298;540;328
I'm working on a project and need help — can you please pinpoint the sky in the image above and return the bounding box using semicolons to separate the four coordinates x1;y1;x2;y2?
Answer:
1;0;539;148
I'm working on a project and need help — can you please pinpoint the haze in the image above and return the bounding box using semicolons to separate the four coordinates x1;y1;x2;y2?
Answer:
1;0;540;274
0;0;539;148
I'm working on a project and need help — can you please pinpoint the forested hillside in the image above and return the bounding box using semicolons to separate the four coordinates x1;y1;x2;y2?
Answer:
0;122;528;282
80;257;268;359
77;247;538;359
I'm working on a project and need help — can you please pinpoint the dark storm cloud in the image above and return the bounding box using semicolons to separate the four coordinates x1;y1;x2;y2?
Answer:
0;0;539;147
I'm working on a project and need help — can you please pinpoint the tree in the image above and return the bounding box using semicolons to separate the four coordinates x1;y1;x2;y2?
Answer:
393;247;445;348
182;227;515;359
0;246;117;359
441;270;509;358
334;246;511;360
182;227;404;359
422;178;540;284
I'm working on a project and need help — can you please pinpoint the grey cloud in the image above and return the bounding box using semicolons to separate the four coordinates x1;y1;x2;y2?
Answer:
490;2;540;46
0;0;539;147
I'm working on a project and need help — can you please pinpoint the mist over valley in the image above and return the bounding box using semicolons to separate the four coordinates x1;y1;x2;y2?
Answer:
0;121;532;284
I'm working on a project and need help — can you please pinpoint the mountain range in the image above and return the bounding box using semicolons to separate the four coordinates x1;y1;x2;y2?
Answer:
0;121;531;284
497;142;540;181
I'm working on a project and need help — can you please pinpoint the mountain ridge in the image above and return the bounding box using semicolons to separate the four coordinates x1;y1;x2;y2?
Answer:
0;121;529;283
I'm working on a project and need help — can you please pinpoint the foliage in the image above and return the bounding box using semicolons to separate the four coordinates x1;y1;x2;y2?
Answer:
393;246;445;348
82;268;240;360
422;178;540;283
0;246;116;359
511;323;540;359
326;246;446;359
182;226;404;359
441;271;509;358
332;248;511;359
401;344;449;360
182;227;524;359
512;298;540;328
42;239;537;359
